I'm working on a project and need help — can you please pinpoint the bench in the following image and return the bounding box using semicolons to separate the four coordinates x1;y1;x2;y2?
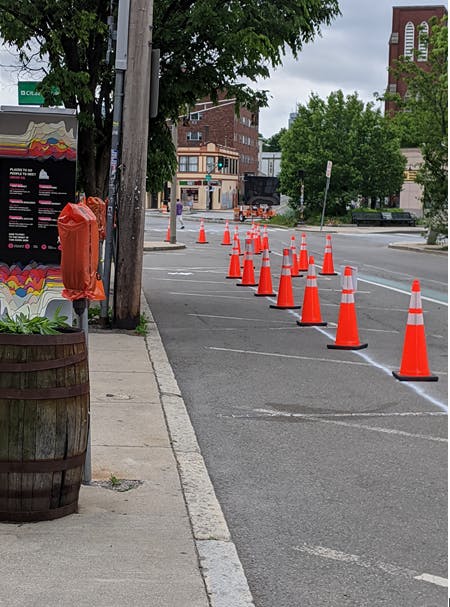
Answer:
380;212;416;226
351;211;417;227
351;212;383;226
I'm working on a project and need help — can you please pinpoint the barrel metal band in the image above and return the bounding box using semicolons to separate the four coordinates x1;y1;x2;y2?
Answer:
0;381;90;400
0;451;86;473
0;351;86;373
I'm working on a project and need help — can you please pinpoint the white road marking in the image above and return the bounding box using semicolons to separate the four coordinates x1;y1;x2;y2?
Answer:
207;346;371;367
362;263;448;287
313;326;448;413
188;313;292;324
167;271;193;275
356;277;447;306
253;408;447;443
293;544;448;588
254;410;446;418
170;291;256;300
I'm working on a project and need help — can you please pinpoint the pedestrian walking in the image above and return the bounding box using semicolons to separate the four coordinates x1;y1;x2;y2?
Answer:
176;199;185;229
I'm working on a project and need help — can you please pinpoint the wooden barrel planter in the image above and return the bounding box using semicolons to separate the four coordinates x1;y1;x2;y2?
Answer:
0;329;89;522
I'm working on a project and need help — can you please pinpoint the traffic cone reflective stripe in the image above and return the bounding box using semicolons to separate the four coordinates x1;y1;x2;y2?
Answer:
255;248;276;296
327;266;367;350
221;220;231;245
290;236;302;277
237;238;258;286
270;248;301;309
253;231;261;255
196;219;208;244
262;225;270;252
319;234;338;275
393;280;438;382
164;220;170;242
233;227;242;255
257;226;264;252
226;241;242;279
298;233;309;271
297;256;327;326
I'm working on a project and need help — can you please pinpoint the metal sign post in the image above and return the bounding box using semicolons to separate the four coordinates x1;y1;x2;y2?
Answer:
320;160;332;232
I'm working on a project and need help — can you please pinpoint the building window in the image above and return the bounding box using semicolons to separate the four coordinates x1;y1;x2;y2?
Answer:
417;21;429;61
390;32;399;44
389;83;397;93
179;156;199;172
404;21;414;59
187;131;202;141
206;156;215;172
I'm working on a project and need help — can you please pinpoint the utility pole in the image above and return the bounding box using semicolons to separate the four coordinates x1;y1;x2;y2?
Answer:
113;0;153;328
320;160;332;232
169;123;178;244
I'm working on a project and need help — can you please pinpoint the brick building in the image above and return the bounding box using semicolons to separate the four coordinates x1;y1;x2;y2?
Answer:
174;95;259;208
385;4;447;115
384;5;447;217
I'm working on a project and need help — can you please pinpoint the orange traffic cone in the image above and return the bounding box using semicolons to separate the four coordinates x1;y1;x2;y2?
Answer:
392;280;438;382
257;225;264;252
319;234;338;275
233;226;242;255
262;225;270;252
237;238;258;287
298;233;309;271
290;236;302;278
327;266;367;350
255;248;276;296
226;239;242;279
221;220;231;245
164;220;170;242
253;230;261;255
196;219;208;244
270;248;301;309
297;256;327;326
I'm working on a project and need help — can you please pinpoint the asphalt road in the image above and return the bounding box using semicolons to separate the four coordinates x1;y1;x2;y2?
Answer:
142;216;448;607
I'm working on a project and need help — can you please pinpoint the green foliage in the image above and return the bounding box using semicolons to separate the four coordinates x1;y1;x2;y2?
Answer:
386;16;448;238
0;0;340;198
279;91;406;216
262;129;286;151
135;313;149;336
267;207;299;227
0;308;71;335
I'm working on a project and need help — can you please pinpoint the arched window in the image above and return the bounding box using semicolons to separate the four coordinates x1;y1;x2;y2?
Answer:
418;21;429;61
404;21;414;59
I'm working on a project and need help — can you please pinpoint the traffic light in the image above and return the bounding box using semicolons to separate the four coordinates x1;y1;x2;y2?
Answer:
217;156;224;170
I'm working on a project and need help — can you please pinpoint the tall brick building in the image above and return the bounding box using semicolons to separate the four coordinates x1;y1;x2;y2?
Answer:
385;4;447;115
385;5;447;217
173;95;259;209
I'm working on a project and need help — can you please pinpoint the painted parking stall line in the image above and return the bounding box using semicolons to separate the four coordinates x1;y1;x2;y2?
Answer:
293;543;448;588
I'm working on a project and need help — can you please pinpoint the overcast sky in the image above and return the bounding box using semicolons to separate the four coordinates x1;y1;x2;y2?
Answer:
255;0;447;138
0;0;447;138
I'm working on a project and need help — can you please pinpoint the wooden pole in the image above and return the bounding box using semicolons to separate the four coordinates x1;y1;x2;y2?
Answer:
113;0;153;328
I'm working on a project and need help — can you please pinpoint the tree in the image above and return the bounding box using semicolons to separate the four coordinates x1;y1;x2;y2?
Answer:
0;0;340;198
279;91;406;217
262;128;287;152
387;16;448;243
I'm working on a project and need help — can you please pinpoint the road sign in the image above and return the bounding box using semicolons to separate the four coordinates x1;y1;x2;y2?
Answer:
205;174;212;182
326;160;333;178
18;82;45;105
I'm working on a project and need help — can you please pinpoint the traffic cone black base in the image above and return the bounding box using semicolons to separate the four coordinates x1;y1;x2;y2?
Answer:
255;292;276;297
237;282;257;287
392;371;438;382
319;271;338;276
297;320;327;327
270;304;301;310
327;343;367;350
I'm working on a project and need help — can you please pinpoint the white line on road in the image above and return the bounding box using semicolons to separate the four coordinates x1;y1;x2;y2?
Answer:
188;313;292;324
254;410;446;418
362;263;448;287
207;346;371;367
293;544;448;588
356;277;447;306
253;408;447;443
170;292;255;300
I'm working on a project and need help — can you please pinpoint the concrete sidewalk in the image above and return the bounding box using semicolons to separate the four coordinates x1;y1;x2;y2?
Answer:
0;298;254;607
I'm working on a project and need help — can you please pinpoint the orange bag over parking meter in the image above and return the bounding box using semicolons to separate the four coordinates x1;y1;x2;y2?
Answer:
85;196;106;241
57;202;105;301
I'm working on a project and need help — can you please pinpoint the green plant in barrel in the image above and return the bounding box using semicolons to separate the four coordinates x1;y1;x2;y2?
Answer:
0;308;70;335
0;308;89;522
